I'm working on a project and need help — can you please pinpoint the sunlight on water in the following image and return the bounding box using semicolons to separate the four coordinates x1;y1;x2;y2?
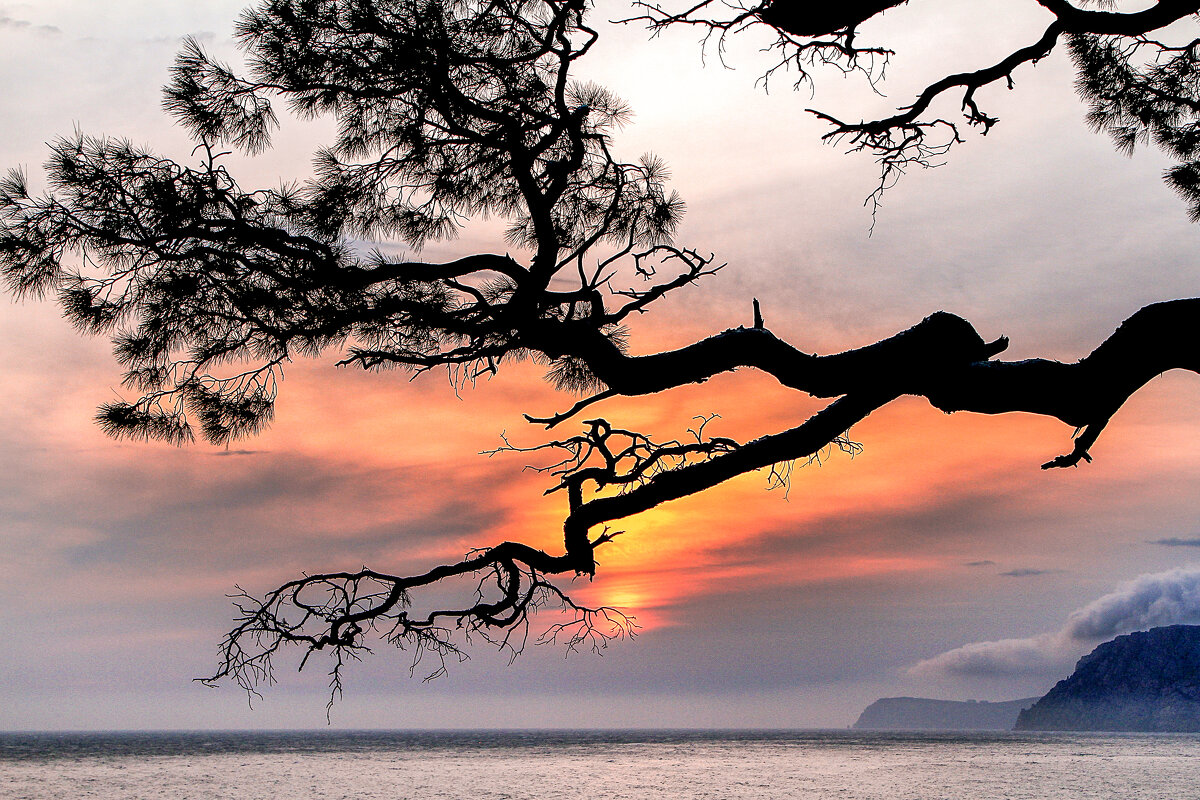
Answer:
2;730;1197;799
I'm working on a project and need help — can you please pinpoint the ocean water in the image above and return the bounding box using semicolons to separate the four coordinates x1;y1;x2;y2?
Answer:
2;729;1198;799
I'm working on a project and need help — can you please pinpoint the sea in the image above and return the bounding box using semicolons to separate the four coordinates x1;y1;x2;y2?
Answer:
2;729;1198;799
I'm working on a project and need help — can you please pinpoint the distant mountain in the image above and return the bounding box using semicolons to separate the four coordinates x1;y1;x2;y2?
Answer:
1016;625;1200;732
852;696;1039;731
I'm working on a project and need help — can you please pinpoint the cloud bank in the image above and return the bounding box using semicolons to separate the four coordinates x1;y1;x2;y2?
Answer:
911;565;1200;677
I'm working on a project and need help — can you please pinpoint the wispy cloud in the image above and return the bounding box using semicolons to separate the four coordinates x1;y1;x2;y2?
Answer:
910;565;1200;677
965;560;996;567
1000;568;1062;577
141;31;216;45
1150;537;1200;547
0;13;60;35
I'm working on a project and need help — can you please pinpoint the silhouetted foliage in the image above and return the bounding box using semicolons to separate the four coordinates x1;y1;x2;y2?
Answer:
2;0;1199;702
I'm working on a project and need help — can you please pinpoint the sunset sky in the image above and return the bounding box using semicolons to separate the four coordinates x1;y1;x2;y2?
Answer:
3;0;1200;730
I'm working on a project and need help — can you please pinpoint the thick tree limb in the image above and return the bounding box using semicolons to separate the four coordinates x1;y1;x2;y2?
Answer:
526;298;1200;540
1039;0;1200;36
523;309;1010;398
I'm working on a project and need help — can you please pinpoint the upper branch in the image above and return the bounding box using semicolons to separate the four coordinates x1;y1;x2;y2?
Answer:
811;21;1063;145
635;0;1200;207
814;0;1200;201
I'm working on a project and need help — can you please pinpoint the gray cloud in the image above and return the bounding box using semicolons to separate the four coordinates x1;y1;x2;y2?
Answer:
965;560;996;567
910;565;1200;678
1150;537;1200;547
703;484;1050;571
908;633;1068;678
0;14;60;34
0;443;522;581
1000;568;1062;577
60;456;514;571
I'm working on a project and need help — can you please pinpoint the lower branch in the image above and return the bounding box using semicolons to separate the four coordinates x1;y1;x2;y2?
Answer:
199;541;633;707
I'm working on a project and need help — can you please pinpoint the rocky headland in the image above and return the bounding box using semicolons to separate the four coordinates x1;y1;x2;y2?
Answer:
1015;625;1200;732
852;696;1039;731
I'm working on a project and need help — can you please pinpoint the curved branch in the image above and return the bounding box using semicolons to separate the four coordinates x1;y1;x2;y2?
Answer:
524;388;617;428
344;253;528;288
925;298;1200;467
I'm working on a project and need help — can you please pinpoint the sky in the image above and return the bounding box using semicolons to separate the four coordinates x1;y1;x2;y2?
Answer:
2;0;1200;730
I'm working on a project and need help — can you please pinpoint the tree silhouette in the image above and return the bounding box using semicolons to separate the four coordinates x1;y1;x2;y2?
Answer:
1;0;1199;701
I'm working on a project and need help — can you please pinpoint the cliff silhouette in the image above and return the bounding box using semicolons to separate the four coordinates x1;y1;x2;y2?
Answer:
1016;625;1200;731
853;696;1039;730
